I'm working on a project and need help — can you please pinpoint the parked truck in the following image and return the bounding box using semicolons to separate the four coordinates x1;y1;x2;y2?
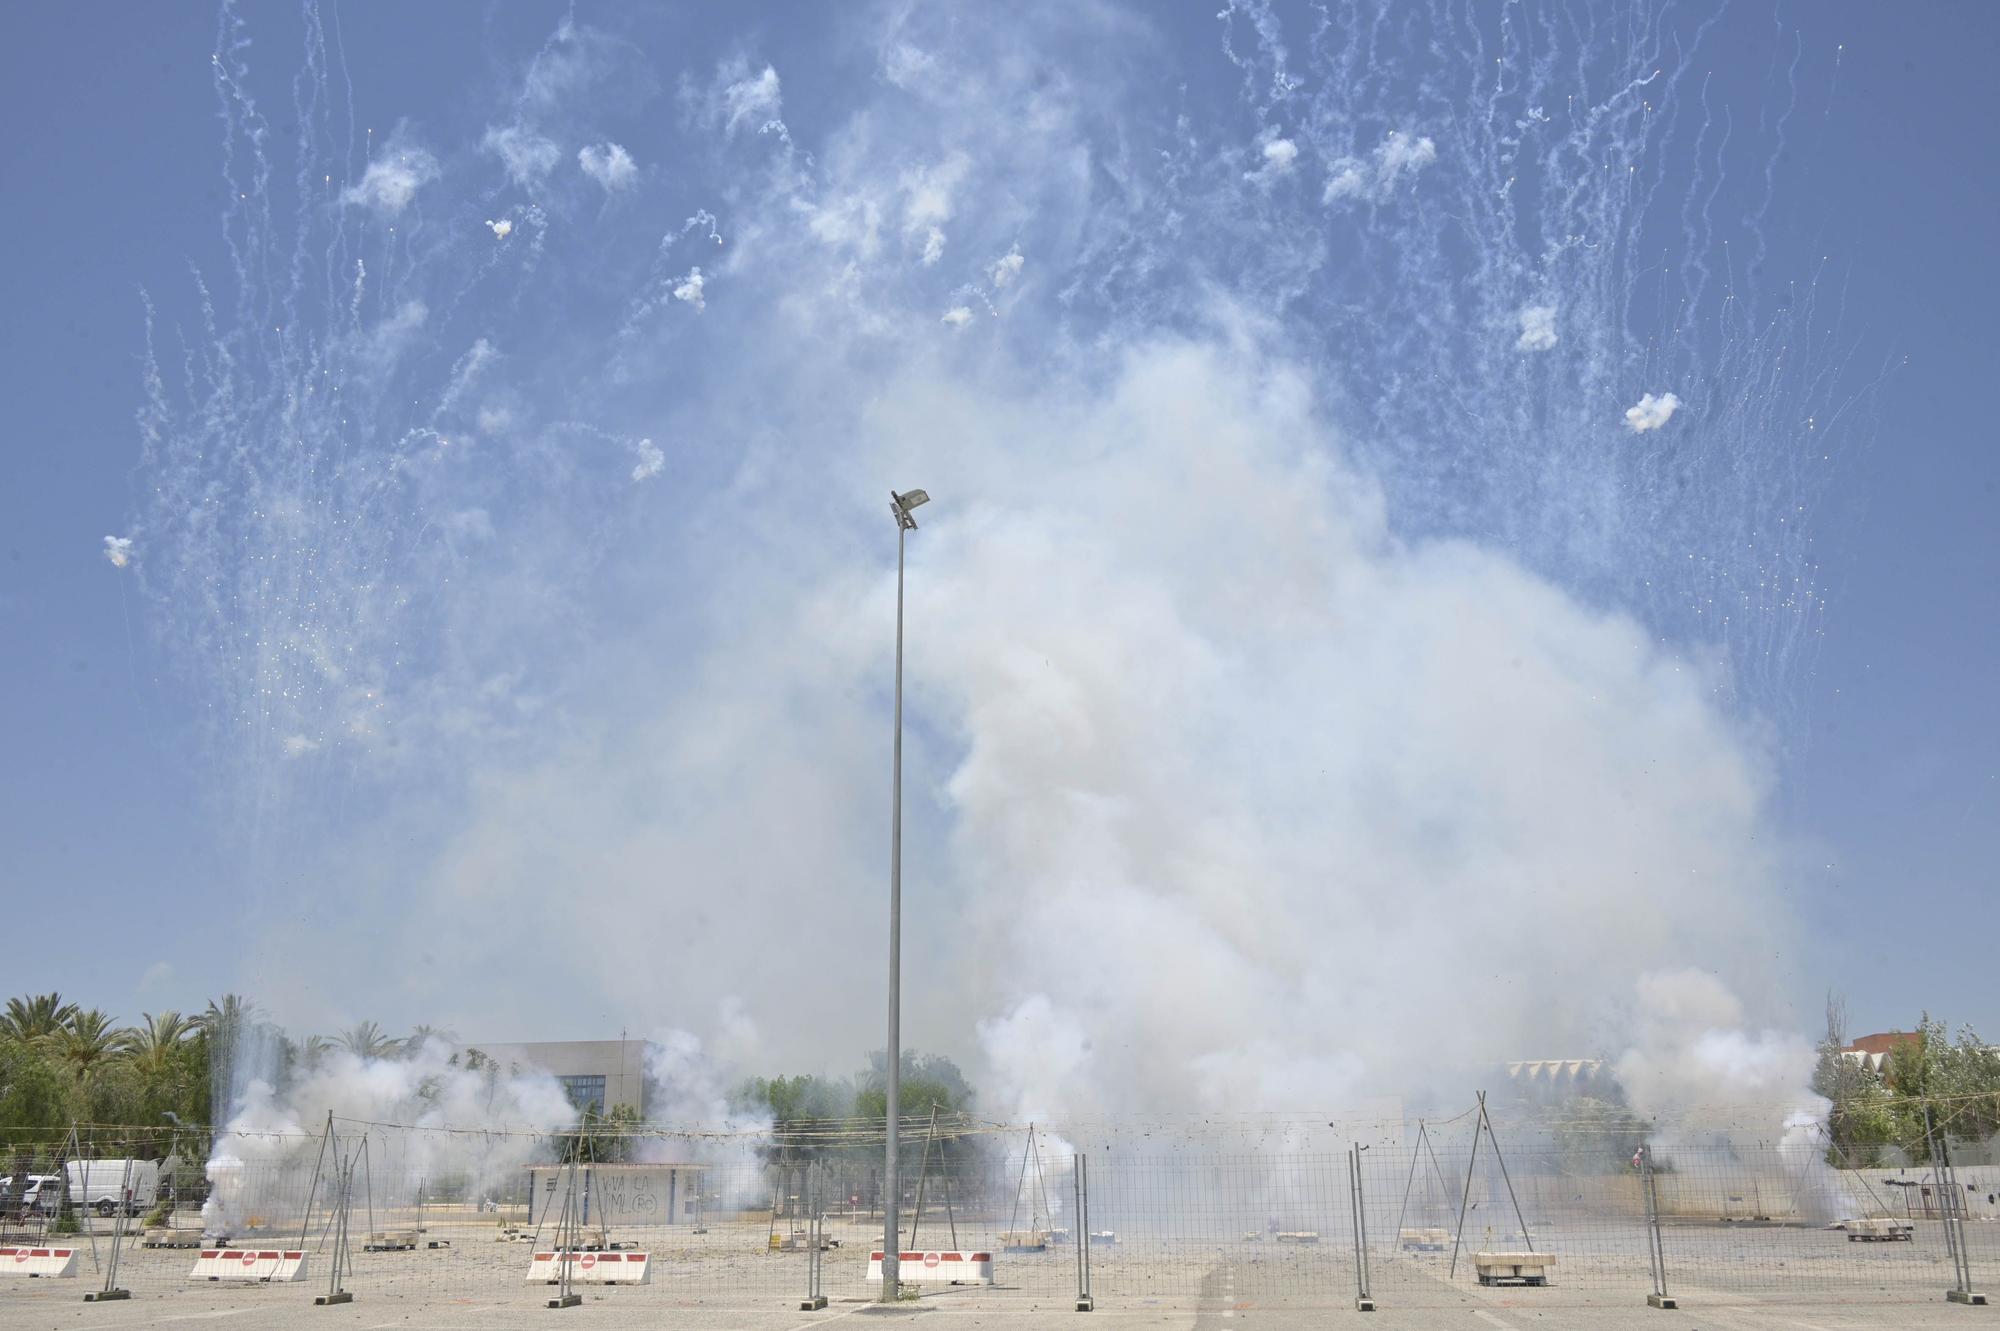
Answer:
64;1159;161;1217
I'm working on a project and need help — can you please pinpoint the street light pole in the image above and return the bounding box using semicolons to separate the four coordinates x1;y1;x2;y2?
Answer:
882;487;929;1302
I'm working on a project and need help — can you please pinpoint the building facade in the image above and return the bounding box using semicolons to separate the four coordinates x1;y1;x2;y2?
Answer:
473;1039;651;1116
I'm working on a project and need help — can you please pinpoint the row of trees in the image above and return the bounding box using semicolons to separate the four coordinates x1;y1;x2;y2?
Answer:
1813;1006;2000;1167
0;992;478;1162
557;1049;981;1167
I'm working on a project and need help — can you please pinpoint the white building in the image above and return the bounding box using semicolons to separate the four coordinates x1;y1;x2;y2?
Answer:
472;1039;651;1116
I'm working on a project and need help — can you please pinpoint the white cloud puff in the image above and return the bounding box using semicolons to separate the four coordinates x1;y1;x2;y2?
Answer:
630;438;665;482
991;246;1025;288
102;535;134;568
578;142;637;190
673;268;707;311
1247;135;1299;186
1517;304;1558;352
942;306;973;327
1625;391;1682;433
722;64;783;136
1377;130;1437;185
484;124;562;187
341;142;439;214
921;227;946;266
486;218;513;240
1323;128;1437;205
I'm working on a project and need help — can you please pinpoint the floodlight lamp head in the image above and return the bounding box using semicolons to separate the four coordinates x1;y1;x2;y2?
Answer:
891;488;931;530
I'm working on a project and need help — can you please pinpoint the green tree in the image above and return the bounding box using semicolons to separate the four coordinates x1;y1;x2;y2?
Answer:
405;1026;457;1058
1549;1097;1650;1175
0;1039;68;1142
560;1103;643;1163
50;1009;131;1087
334;1021;405;1060
1;993;80;1044
1885;1015;2000;1155
854;1050;974;1121
196;994;259;1114
1810;996;1896;1166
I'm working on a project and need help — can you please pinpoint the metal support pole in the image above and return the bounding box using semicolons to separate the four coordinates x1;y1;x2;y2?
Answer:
1350;1145;1375;1312
882;509;907;1303
298;1113;334;1257
1448;1108;1483;1280
802;1171;828;1311
317;1153;355;1305
1930;1109;1988;1306
1074;1154;1094;1312
548;1156;582;1309
84;1158;133;1302
1478;1095;1533;1251
1641;1145;1675;1309
1393;1123;1424;1244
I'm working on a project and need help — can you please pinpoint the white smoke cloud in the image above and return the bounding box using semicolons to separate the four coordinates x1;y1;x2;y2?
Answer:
1613;970;1859;1223
921;227;946;266
202;1042;575;1237
1376;129;1437;186
578;141;638;190
484;124;562;187
102;535;133;568
942;305;974;327
486;218;513;240
1615;970;1811;1114
1625;391;1682;433
991;245;1025;287
672;268;706;311
340;139;439;214
1516;304;1558;352
636;1023;770;1206
1323;128;1436;204
396;333;1794;1123
1247;135;1299;185
717;62;784;136
630;437;664;482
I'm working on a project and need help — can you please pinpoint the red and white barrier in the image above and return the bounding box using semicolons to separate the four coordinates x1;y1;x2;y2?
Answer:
525;1250;652;1285
867;1250;995;1285
1;1247;78;1277
189;1249;309;1282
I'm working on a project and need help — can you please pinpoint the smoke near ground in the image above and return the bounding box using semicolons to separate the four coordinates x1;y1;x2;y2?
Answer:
200;1042;575;1237
118;1;1871;1144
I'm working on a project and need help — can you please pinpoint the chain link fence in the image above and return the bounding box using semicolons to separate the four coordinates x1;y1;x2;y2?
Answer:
2;1110;1993;1314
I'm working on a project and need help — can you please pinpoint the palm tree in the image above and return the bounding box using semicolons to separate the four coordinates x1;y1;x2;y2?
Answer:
195;995;258;1042
334;1021;404;1060
405;1025;457;1057
1;992;80;1044
296;1035;333;1071
121;1012;194;1077
196;994;261;1112
51;1009;131;1084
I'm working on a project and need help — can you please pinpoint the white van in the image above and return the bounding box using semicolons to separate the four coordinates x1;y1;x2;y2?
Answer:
64;1160;161;1217
1;1174;63;1215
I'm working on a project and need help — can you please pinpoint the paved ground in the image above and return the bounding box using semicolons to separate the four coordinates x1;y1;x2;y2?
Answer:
5;1209;1990;1329
3;1268;1990;1331
0;1290;1991;1331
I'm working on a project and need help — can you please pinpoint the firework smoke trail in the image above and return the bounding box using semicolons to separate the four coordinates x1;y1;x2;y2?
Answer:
129;2;650;859
1180;0;1875;726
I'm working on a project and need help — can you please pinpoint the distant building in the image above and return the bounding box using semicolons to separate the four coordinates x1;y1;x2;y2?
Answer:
525;1162;707;1226
1504;1059;1607;1101
1839;1032;1920;1078
473;1039;651;1116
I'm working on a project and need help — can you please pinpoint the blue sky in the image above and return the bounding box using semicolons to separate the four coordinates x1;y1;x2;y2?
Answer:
0;1;1993;1111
